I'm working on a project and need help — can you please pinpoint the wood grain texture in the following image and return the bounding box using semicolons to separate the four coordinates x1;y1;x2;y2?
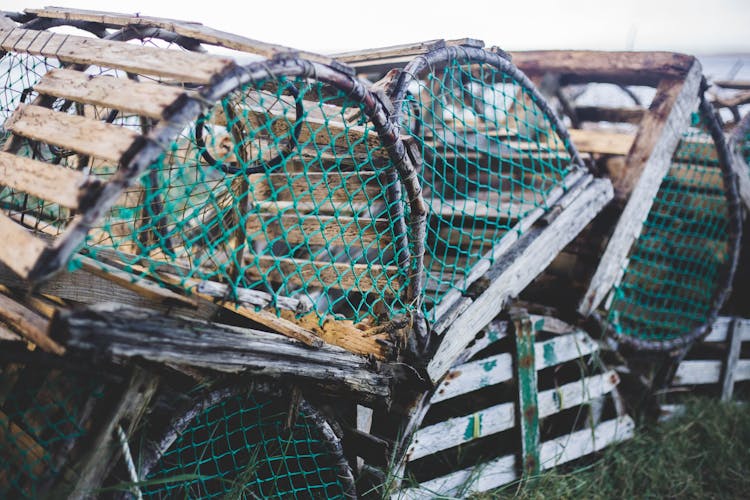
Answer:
4;104;139;163
34;68;185;120
0;212;49;278
0;151;99;209
0;292;62;354
0;27;232;83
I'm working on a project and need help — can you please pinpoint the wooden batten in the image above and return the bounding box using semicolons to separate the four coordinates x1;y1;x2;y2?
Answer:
250;172;385;206
0;151;101;209
34;69;186;120
246;213;392;250
0;27;233;84
4;104;139;163
245;255;400;293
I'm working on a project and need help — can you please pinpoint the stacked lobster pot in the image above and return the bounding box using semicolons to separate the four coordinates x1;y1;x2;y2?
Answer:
0;7;744;500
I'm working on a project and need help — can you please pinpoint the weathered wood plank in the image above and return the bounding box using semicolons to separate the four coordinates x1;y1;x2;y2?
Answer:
0;27;232;84
673;359;750;386
245;213;392;249
578;61;702;317
513;310;540;476
53;303;390;399
245;255;400;293
251;172;385;206
0;151;100;209
398;416;635;499
703;317;750;343
568;128;634;156
0;292;62;355
428;178;613;382
721;319;743;401
408;370;619;462
431;330;599;403
25;6;339;68
729;140;750;211
4;104;139;163
511;50;697;86
34;69;185;120
0;211;49;278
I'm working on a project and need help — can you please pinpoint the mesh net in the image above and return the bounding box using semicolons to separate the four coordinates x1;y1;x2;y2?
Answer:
398;54;576;320
142;392;351;499
0;361;105;499
80;76;410;326
606;113;735;344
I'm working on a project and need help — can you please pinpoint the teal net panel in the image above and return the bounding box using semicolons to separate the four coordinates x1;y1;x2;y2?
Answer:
389;46;584;321
80;73;411;326
606;104;741;350
140;390;354;499
0;360;105;498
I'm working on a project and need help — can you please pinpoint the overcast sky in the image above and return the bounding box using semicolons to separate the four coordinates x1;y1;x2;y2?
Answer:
4;0;750;54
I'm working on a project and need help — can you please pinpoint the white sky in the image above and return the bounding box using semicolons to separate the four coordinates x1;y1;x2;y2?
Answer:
4;0;750;55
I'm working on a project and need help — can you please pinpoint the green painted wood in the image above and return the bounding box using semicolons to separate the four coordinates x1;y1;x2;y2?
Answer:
512;308;540;477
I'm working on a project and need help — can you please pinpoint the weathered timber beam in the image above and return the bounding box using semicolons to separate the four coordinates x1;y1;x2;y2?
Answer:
52;303;391;399
511;51;697;87
427;178;614;382
577;61;702;317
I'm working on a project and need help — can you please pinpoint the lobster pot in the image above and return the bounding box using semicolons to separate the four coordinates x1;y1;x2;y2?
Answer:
138;389;355;499
0;358;106;499
397;315;633;498
603;101;741;350
388;45;586;321
83;68;413;328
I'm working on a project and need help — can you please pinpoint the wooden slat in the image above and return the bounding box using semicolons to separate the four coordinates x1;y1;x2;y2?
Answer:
0;27;232;84
398;416;635;499
578;61;702;317
569;129;635;156
251;172;385;205
4;104;139;163
721;319;743;401
245;255;400;293
428;178;613;382
408;370;618;461
246;213;392;249
34;69;186;120
25;7;339;68
0;211;49;278
703;317;750;343
0;151;99;209
673;359;750;386
431;330;599;403
511;50;697;86
0;292;62;355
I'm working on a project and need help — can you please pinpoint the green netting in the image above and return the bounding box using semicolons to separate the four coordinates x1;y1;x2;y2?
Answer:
0;362;105;498
395;50;577;320
141;391;352;499
607;112;736;346
79;75;410;326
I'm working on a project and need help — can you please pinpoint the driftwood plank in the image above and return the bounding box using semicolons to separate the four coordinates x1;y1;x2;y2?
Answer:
428;178;613;382
431;330;599;403
0;151;101;209
0;27;232;84
398;416;635;499
0;212;49;278
408;370;619;461
4;104;139;163
34;69;186;120
53;303;390;399
578;61;702;317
